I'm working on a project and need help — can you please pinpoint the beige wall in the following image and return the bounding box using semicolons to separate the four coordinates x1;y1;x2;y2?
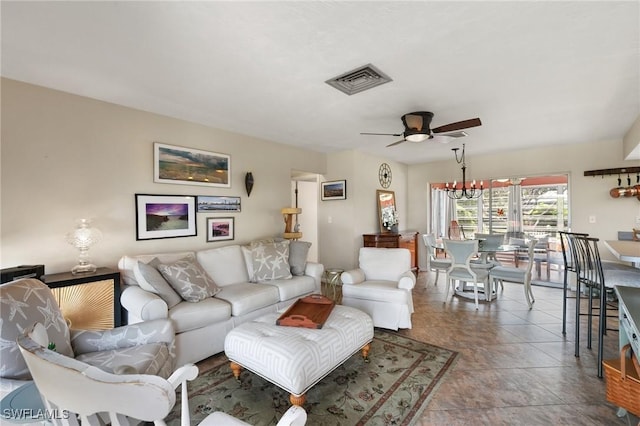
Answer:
318;150;409;271
1;79;326;273
407;140;640;269
2;78;637;276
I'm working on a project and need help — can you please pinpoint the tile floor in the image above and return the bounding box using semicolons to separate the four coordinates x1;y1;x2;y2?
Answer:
197;268;638;425
403;269;638;425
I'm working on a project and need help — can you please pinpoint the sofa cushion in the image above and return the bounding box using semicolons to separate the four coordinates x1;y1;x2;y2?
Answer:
241;245;255;282
197;245;250;287
342;280;410;304
251;240;292;282
134;259;182;308
262;275;316;301
288;240;311;276
157;258;220;302
75;342;173;379
214;283;280;316
168;297;231;333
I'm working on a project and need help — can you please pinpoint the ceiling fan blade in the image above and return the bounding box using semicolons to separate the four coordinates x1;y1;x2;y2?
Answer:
360;132;403;136
386;139;407;147
432;118;482;134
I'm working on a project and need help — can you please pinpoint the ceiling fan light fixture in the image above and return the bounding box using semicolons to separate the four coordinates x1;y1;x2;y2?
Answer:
406;133;430;143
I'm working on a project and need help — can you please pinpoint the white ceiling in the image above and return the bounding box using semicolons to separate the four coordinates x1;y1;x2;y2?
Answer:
2;1;638;164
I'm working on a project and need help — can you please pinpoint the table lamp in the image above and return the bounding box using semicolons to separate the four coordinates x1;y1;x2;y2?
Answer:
65;219;102;274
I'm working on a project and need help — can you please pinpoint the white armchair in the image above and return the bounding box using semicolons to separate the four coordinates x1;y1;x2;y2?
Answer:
341;247;416;330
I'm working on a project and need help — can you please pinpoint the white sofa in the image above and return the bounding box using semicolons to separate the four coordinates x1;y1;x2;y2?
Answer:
341;247;416;330
119;242;323;366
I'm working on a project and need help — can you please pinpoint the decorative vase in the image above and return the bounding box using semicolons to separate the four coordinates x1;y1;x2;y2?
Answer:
245;172;254;197
390;224;399;234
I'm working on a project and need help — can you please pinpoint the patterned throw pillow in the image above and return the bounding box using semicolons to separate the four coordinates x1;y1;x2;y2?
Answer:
288;240;311;276
157;259;220;302
134;258;182;308
251;240;292;282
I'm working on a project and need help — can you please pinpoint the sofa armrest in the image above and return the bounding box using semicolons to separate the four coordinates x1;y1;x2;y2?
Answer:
341;269;365;285
121;286;169;323
398;271;416;290
304;261;324;291
70;318;175;355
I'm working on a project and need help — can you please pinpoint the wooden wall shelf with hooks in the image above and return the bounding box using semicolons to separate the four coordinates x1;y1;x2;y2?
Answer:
584;166;640;177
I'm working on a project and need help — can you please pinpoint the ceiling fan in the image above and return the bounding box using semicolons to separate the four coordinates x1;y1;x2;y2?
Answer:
361;111;482;147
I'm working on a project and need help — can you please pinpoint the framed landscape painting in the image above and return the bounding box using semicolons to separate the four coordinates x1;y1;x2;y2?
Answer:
206;217;234;242
321;180;347;201
197;195;241;212
154;142;231;188
135;194;197;240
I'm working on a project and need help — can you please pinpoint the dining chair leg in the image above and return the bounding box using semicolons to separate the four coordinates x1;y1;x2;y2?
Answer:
575;281;581;357
524;276;534;309
597;285;606;378
587;286;593;349
443;276;450;300
473;282;479;310
562;268;568;335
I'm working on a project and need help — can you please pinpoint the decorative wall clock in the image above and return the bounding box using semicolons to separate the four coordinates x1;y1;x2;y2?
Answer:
379;163;392;188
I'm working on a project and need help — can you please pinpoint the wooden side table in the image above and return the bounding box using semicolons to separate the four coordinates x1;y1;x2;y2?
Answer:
41;267;122;329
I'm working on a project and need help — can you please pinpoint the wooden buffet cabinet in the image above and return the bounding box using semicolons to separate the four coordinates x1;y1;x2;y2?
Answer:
362;231;419;271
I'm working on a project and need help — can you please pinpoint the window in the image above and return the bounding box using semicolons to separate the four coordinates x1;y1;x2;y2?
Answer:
432;175;569;239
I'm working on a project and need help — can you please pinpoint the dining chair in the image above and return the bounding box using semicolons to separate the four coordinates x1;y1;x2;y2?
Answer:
558;231;589;335
422;233;451;285
473;233;506;266
443;239;491;309
448;220;466;240
489;239;537;308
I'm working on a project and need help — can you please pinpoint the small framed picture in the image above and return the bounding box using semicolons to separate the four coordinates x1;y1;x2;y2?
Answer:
321;180;347;201
206;217;234;242
135;194;197;240
197;196;241;212
154;142;231;188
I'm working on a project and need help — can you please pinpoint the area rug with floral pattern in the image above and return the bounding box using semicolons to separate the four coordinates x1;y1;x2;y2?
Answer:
166;329;458;426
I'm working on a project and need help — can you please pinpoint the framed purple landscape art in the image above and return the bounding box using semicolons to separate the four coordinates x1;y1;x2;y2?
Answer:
154;142;231;188
135;194;197;240
206;217;234;242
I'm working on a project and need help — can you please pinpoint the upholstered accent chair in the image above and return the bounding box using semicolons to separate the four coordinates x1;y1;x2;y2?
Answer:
18;323;307;426
341;247;416;330
0;278;175;396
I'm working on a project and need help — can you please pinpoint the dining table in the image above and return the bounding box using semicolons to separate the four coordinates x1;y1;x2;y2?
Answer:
436;239;519;302
604;240;640;266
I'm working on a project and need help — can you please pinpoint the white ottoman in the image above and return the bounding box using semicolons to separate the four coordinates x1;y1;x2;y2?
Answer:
224;305;374;406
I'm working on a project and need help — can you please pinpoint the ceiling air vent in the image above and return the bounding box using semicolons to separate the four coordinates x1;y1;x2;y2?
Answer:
325;64;392;95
